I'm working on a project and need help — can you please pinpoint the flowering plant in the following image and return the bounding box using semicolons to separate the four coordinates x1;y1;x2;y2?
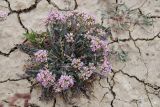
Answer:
103;4;153;33
18;11;111;101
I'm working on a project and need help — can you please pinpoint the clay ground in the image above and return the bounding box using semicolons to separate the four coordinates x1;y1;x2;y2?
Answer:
0;0;160;107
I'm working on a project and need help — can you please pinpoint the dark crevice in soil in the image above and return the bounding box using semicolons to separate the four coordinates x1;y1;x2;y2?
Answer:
119;70;160;90
107;70;119;107
6;0;41;15
4;0;12;14
17;13;29;32
74;0;78;10
46;0;78;11
0;78;27;83
0;39;27;57
0;46;17;57
53;98;56;107
109;31;160;45
149;16;160;18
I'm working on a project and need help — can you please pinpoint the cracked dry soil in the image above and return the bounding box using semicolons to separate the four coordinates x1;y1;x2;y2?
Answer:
0;0;160;107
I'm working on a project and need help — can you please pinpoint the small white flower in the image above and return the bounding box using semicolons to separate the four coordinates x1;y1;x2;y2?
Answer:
65;33;75;43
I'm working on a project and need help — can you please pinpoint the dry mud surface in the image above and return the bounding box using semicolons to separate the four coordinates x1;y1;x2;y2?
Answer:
0;0;160;107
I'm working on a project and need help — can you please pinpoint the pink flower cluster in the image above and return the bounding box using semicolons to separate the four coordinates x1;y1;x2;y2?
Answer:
80;63;96;80
36;69;74;91
81;13;95;25
55;75;74;92
44;11;96;26
36;69;55;87
100;58;112;74
44;11;66;25
88;35;111;74
101;41;111;74
34;50;48;62
0;11;8;21
90;37;102;52
90;37;108;52
71;58;84;70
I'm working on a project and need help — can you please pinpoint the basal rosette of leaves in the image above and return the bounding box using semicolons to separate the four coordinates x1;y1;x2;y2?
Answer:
18;11;111;101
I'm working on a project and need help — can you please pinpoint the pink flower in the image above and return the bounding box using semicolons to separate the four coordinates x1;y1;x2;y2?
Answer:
80;63;96;80
90;36;109;54
44;11;66;25
71;58;84;70
65;11;75;18
78;12;95;22
80;68;92;80
55;75;74;92
101;40;108;47
36;69;55;87
100;58;112;74
90;37;102;52
0;11;8;21
97;28;107;36
101;41;109;57
34;50;48;62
